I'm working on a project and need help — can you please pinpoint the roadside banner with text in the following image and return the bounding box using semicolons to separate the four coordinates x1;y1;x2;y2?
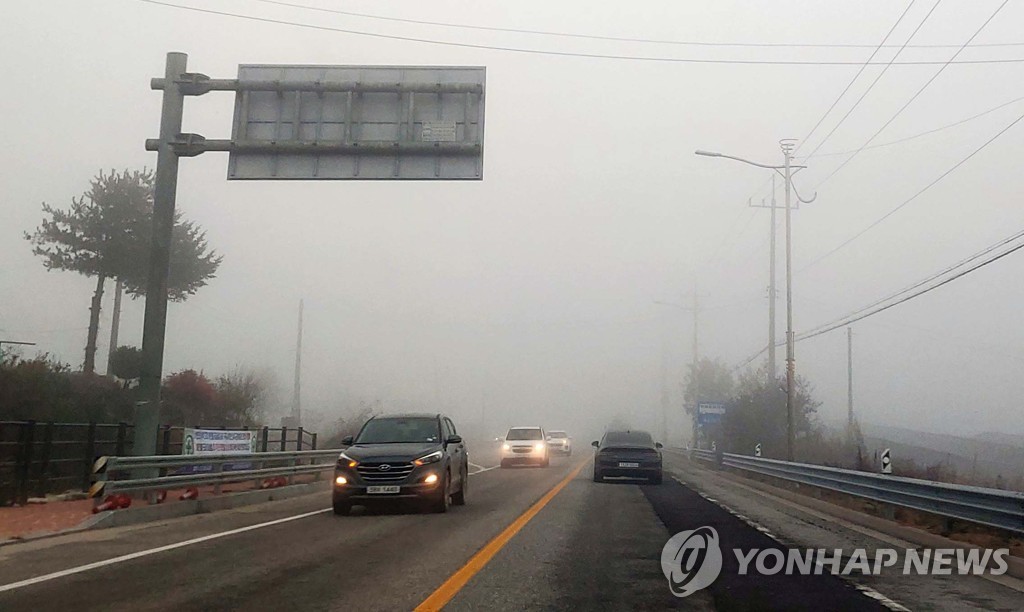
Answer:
176;429;258;475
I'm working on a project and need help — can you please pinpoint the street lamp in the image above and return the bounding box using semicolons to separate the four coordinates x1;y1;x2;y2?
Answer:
695;141;816;461
0;340;36;363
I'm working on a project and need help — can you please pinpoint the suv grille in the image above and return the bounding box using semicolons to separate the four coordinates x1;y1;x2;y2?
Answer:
357;461;415;482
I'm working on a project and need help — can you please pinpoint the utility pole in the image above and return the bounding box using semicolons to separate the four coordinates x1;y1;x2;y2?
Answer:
660;326;669;445
106;279;123;376
768;176;778;381
691;289;700;449
695;141;815;463
783;140;796;462
292;299;304;426
847;326;854;441
749;175;784;381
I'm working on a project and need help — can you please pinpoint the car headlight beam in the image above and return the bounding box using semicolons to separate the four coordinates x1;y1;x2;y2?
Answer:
339;452;358;468
413;450;443;466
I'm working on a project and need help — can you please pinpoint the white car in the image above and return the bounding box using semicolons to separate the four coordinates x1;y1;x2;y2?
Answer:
499;426;549;468
546;430;572;456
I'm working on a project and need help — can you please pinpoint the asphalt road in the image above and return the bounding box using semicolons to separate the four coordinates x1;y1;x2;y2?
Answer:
0;446;1017;611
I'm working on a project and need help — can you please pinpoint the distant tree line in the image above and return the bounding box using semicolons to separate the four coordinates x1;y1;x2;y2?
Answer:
684;357;828;459
1;349;271;428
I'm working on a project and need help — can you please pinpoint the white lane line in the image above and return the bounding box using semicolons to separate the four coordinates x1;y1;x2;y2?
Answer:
0;508;330;594
5;465;503;593
469;463;498;475
669;474;910;612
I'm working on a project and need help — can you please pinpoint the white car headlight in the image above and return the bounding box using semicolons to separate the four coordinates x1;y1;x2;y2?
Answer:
534;442;545;451
502;443;511;450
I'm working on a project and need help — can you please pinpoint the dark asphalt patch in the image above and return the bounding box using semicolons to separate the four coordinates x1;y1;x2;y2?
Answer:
642;479;890;612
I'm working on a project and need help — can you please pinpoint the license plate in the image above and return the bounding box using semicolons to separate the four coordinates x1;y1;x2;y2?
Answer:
618;462;640;468
366;485;401;494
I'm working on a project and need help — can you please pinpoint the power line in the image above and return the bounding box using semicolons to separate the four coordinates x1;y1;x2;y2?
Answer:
248;0;1024;50
134;1;1024;66
795;0;920;155
796;233;1024;341
802;0;943;160
813;0;1012;187
802;93;1024;157
742;1;927;223
799;108;1024;272
734;227;1024;367
800;227;1024;337
736;1;920;210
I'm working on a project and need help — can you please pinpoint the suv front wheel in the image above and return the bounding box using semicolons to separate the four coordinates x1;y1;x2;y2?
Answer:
428;470;452;513
333;498;351;515
451;466;467;506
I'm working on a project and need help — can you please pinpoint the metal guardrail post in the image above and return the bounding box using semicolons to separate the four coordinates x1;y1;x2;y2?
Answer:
311;432;318;450
161;425;172;455
261;426;269;452
297;427;304;451
280;426;288;452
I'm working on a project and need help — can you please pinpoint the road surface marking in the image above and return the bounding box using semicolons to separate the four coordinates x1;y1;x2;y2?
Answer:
669;473;912;611
414;461;588;611
0;508;330;593
468;463;498;475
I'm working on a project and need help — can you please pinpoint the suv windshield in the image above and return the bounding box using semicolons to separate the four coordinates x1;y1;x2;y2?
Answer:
548;431;567;438
506;428;543;441
603;431;653;446
356;418;440;444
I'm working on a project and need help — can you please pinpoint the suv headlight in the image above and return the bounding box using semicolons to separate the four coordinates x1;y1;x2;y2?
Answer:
502;443;510;450
339;452;358;468
413;450;443;466
534;442;545;451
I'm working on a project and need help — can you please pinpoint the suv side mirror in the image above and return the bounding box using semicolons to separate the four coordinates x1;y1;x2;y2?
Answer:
591;440;599;448
447;435;463;445
341;435;354;446
656;442;664;449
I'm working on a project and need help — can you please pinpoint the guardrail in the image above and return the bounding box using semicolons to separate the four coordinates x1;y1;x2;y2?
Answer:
690;450;1024;534
90;449;342;501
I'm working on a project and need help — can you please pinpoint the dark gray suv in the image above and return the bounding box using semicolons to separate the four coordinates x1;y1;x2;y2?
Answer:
332;413;469;515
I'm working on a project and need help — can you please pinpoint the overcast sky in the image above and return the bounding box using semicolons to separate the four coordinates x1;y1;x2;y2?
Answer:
2;1;1023;441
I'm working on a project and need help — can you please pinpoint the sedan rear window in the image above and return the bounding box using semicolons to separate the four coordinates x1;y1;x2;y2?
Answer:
603;431;653;445
506;428;543;441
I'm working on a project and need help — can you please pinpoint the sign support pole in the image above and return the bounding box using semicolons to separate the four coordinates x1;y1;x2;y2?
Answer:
136;52;188;458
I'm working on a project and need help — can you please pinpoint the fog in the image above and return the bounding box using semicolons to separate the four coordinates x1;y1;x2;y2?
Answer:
2;1;1023;442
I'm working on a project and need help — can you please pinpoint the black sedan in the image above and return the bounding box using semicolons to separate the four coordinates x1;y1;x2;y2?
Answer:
592;430;663;484
332;413;468;515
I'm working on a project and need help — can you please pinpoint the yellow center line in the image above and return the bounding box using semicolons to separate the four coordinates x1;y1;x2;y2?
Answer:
414;460;589;612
